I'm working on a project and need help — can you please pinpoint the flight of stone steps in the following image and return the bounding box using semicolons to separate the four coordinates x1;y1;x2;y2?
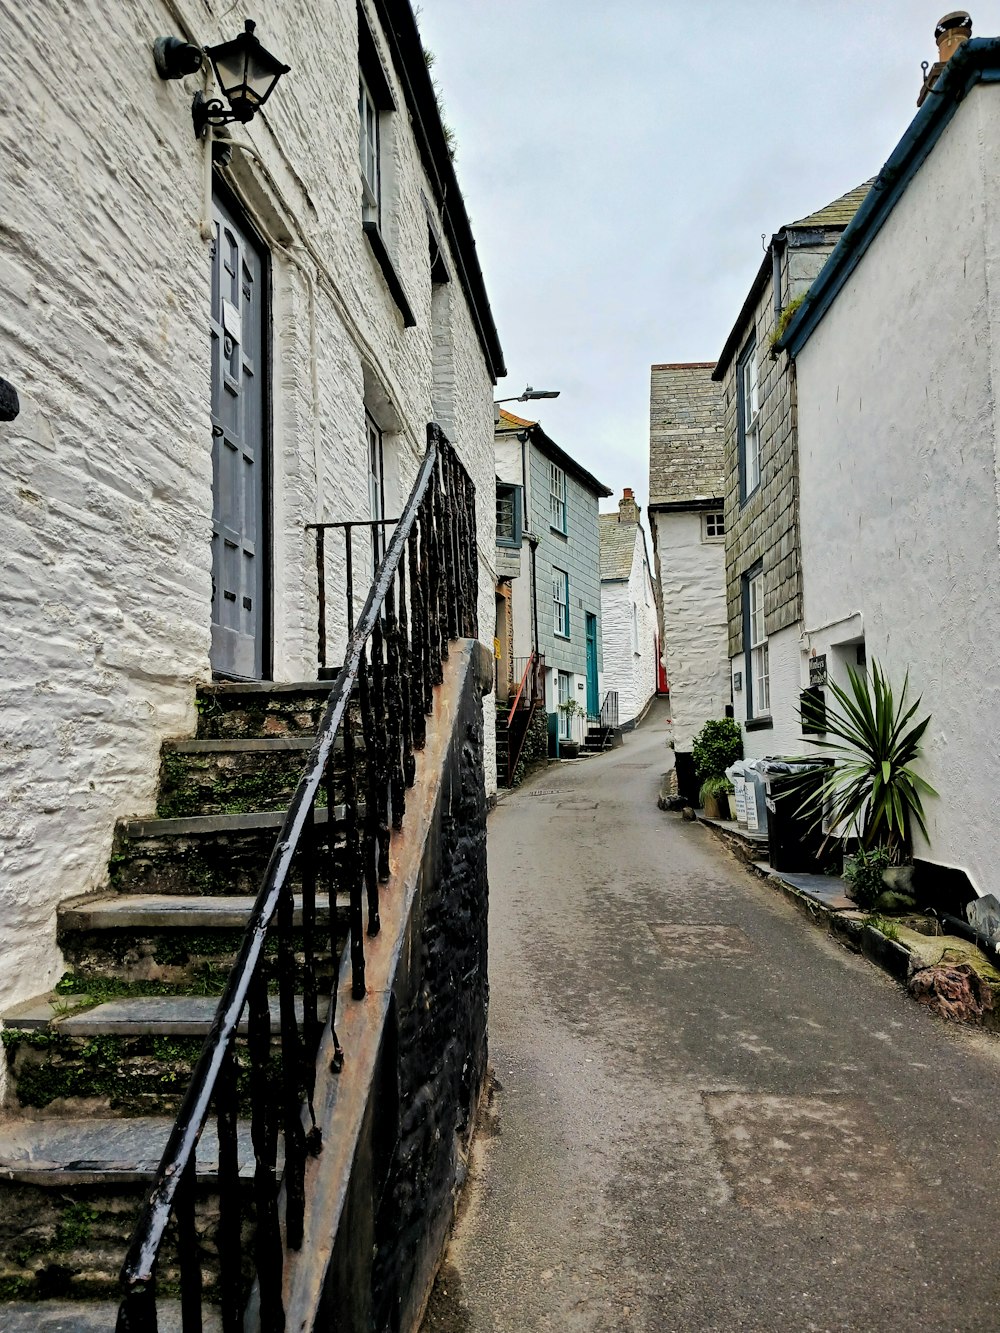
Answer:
0;680;361;1323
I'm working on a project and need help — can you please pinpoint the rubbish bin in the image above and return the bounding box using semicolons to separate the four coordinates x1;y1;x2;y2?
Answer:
741;760;769;837
760;758;831;873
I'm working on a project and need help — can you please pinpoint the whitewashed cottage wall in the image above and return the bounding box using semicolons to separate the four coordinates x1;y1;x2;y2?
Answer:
600;527;658;725
0;0;500;1034
795;86;1000;897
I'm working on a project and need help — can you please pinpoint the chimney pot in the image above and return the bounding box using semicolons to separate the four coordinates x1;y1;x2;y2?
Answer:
935;11;972;62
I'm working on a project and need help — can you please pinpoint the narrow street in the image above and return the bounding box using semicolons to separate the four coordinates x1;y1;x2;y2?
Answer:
423;702;1000;1333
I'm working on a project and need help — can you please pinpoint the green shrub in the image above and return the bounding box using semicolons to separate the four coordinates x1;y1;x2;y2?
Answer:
692;718;743;781
698;774;734;808
844;845;895;909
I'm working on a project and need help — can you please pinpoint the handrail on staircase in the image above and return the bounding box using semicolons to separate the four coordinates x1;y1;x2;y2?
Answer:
115;423;478;1332
507;650;537;727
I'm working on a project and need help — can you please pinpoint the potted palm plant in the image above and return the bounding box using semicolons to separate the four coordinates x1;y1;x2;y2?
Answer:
794;660;937;895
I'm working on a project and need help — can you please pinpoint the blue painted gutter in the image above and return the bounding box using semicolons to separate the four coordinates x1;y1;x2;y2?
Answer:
778;38;1000;359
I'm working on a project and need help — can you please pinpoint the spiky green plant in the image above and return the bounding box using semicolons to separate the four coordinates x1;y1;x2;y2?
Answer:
797;660;937;857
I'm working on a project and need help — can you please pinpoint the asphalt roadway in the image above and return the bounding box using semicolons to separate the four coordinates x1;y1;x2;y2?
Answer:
421;700;1000;1333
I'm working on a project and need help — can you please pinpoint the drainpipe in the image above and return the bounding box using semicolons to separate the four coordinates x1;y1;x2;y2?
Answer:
771;231;786;324
529;536;540;658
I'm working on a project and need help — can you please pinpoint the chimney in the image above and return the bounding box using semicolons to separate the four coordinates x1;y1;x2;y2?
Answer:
618;488;640;524
918;12;972;104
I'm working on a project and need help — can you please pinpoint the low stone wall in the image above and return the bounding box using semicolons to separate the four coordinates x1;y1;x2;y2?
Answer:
285;639;492;1332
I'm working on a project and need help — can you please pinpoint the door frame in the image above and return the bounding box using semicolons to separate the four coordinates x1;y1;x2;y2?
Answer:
211;176;274;681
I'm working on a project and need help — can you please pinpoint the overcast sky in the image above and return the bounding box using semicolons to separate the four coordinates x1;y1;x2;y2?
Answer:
416;1;987;516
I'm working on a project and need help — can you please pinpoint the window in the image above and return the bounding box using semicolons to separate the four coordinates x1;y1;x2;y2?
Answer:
553;566;570;638
558;670;573;739
358;72;381;225
631;603;640;655
367;410;385;565
702;511;725;540
737;339;761;502
743;566;769;718
496;483;522;548
549;461;566;533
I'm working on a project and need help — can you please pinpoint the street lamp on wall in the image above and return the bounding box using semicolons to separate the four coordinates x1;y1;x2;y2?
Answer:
154;19;290;139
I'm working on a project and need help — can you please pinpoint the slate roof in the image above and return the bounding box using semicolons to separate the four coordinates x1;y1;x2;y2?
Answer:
713;180;873;379
790;180;877;229
495;409;612;498
648;363;725;508
599;513;636;581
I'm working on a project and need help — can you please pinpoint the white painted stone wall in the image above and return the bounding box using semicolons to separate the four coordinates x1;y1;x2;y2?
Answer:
650;511;730;749
0;0;500;1036
600;529;659;725
795;84;1000;895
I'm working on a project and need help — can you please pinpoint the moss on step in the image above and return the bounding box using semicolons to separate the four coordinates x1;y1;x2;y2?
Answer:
3;1025;283;1114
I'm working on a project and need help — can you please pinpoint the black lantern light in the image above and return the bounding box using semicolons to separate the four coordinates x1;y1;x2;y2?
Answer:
192;20;290;138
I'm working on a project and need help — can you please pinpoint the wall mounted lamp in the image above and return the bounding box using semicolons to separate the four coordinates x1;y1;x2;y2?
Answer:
153;20;290;139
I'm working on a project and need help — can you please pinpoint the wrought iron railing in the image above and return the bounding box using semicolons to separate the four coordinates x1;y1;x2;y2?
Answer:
600;689;619;734
503;651;545;785
116;423;478;1331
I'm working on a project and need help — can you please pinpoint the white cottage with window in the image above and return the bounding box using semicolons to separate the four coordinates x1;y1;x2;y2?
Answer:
599;491;659;728
0;0;503;1038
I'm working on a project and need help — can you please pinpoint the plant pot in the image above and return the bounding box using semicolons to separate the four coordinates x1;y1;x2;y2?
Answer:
560;741;580;759
702;793;723;819
726;793;738;820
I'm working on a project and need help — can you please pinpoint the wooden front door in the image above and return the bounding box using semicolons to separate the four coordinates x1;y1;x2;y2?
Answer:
210;191;269;679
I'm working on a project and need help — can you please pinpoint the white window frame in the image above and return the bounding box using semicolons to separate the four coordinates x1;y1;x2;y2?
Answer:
359;72;381;225
748;570;770;716
558;669;573;738
631;602;640;655
367;410;385;564
553;566;570;638
702;510;725;541
549;462;566;533
739;345;761;500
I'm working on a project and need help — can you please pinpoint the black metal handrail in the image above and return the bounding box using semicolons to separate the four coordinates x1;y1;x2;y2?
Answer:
116;423;478;1331
599;689;619;733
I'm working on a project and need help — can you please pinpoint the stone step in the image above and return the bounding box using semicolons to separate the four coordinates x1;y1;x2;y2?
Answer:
0;1117;257;1301
0;1301;222;1331
195;679;339;740
59;891;345;933
56;891;348;990
158;732;371;819
109;806;362;898
2;993;332;1116
4;991;328;1037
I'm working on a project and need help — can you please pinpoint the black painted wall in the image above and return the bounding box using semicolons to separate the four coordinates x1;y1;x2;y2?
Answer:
322;654;490;1333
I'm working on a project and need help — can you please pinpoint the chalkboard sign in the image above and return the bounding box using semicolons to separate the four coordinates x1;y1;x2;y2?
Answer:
808;654;827;685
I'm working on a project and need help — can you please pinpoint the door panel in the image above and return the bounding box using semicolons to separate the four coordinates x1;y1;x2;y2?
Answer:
586;614;599;717
210;193;268;679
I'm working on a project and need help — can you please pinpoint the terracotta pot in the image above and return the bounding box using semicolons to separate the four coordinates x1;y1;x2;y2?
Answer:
702;793;723;819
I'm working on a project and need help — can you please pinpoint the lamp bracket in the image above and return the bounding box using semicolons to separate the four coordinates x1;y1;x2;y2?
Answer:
192;91;236;139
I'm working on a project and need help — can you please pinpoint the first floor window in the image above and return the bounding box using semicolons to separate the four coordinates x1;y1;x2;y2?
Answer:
703;510;725;540
738;339;761;501
549;461;566;532
745;567;769;716
359;72;381;224
558;669;573;738
496;483;521;547
553;566;570;637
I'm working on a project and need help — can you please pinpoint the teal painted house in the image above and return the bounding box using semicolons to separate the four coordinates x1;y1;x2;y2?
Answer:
495;410;612;750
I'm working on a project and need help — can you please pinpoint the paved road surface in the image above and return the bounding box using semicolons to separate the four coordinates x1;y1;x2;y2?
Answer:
422;702;1000;1332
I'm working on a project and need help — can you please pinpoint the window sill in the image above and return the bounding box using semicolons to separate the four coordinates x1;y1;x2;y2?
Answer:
362;221;416;327
739;485;761;510
554;631;571;642
744;715;773;732
497;538;521;550
550;525;568;539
